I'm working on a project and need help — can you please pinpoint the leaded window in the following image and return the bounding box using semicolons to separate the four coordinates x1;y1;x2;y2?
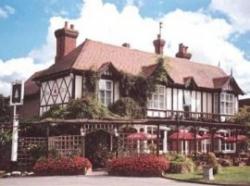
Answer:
220;92;234;115
148;85;165;110
98;79;113;106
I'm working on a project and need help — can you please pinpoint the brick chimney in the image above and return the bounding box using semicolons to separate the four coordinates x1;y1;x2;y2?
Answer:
153;34;165;55
54;21;79;63
175;43;192;60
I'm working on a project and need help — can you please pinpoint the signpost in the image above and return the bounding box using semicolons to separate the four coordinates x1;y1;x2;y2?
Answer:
10;81;24;163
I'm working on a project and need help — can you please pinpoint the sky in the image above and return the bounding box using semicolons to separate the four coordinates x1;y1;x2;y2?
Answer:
0;0;250;98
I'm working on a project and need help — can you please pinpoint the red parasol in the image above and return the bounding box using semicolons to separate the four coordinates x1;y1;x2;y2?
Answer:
127;132;157;141
224;135;248;143
200;133;224;140
169;131;202;140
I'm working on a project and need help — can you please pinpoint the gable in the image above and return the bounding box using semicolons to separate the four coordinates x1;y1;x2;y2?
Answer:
213;76;244;95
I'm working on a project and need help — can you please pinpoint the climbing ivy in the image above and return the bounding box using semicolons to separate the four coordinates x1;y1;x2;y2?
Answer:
119;57;169;110
84;70;100;97
109;97;143;119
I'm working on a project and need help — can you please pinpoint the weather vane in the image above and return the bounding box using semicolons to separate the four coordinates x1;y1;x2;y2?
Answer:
159;22;163;36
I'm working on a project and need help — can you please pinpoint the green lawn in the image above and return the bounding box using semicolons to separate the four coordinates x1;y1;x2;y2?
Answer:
166;166;250;185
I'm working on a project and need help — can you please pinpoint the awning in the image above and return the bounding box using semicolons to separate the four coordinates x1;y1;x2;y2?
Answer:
127;132;157;141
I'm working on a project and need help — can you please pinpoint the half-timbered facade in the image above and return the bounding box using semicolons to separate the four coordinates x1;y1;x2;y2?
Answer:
21;22;245;156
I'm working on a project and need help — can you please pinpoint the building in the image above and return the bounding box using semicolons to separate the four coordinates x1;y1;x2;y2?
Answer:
19;22;247;164
239;98;250;108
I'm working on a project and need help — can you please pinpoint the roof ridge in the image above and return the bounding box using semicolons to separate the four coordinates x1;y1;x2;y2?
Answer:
82;39;227;75
83;38;156;56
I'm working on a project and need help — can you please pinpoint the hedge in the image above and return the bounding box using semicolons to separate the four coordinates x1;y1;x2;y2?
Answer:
33;156;92;175
108;155;170;177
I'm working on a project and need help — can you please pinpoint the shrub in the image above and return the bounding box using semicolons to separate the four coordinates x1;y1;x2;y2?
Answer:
218;158;233;167
66;97;116;119
33;156;92;175
27;144;47;164
207;152;220;175
42;105;66;119
108;155;170;177
166;153;195;173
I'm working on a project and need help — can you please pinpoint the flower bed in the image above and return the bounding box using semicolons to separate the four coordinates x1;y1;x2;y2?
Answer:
108;155;170;177
33;156;92;175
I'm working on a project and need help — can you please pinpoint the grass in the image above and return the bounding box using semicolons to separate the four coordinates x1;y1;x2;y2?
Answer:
165;166;250;185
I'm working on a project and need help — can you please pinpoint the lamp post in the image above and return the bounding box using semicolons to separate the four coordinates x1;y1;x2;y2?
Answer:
80;126;86;157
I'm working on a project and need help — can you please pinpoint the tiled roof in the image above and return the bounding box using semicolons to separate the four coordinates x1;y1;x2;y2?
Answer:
34;39;237;90
25;71;42;96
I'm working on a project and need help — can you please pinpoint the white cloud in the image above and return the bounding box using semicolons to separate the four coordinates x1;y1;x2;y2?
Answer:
210;0;250;33
0;58;50;96
1;0;250;98
0;5;15;19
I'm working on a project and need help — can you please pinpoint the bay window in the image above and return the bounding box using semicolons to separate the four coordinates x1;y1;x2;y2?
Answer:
148;85;165;110
99;79;113;106
220;92;234;115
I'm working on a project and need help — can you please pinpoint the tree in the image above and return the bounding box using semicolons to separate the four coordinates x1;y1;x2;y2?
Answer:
0;94;11;122
233;106;250;125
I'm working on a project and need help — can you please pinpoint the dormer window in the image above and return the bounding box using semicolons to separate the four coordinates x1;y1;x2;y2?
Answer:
148;85;165;110
99;79;113;106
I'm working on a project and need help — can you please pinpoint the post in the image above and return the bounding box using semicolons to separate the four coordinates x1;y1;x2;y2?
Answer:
194;127;197;156
235;129;238;156
176;115;179;154
80;126;86;157
11;105;19;162
210;128;215;153
156;124;160;156
46;124;50;158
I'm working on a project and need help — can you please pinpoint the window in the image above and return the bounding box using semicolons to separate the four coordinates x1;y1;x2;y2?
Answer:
148;85;165;110
220;92;234;115
98;79;113;106
219;130;235;152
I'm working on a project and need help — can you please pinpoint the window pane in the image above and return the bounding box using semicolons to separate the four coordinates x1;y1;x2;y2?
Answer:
159;95;164;109
106;91;112;105
106;81;112;90
100;90;105;104
159;87;164;94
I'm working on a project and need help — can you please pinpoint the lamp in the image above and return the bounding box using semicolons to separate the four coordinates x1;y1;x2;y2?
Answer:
80;127;86;136
114;128;119;137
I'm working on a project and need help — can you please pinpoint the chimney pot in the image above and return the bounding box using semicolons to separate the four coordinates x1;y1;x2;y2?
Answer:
64;21;68;29
176;43;192;60
70;24;74;30
153;34;165;55
122;43;130;48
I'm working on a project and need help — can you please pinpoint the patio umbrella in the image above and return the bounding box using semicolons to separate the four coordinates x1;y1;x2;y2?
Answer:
224;135;248;143
127;132;157;141
200;133;224;140
169;131;202;140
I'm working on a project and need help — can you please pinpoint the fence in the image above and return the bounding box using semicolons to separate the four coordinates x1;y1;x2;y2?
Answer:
17;135;82;169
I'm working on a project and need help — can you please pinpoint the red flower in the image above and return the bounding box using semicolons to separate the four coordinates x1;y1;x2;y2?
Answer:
107;154;170;177
33;156;92;176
